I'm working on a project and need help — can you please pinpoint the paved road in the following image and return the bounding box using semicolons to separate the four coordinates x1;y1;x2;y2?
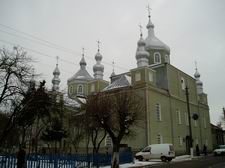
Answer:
148;155;225;168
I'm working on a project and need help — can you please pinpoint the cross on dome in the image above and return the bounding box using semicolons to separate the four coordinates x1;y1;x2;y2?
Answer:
82;47;85;56
139;24;143;36
97;40;101;52
147;4;152;18
195;61;198;70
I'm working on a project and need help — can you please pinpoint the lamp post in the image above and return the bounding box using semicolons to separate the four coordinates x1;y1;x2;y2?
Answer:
185;86;193;157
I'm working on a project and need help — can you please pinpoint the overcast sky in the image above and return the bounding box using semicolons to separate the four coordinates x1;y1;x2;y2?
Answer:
0;0;225;125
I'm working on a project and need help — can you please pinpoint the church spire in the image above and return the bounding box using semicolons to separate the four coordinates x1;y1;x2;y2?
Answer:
80;47;87;70
52;56;61;91
93;40;104;79
111;60;116;77
194;62;203;94
135;24;149;67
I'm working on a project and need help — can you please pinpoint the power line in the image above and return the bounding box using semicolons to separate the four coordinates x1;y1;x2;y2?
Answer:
0;38;114;77
0;23;129;71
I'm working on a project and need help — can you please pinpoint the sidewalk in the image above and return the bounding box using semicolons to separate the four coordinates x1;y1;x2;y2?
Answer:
102;155;208;168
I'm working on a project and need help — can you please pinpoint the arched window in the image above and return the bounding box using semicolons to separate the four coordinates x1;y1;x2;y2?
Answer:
165;55;169;63
77;84;83;94
154;52;161;64
156;103;161;121
69;86;73;94
181;77;185;90
176;109;182;124
178;136;183;146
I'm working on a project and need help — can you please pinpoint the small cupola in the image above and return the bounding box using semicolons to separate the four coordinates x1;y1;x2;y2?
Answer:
52;56;61;91
93;40;104;79
135;26;150;67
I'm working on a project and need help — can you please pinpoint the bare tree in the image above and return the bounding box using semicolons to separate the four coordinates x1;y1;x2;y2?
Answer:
86;89;144;168
0;46;33;145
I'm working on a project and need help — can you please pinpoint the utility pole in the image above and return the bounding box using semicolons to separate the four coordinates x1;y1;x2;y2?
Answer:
185;86;193;157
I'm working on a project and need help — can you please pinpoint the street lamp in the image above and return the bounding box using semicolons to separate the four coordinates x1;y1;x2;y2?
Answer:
185;86;193;157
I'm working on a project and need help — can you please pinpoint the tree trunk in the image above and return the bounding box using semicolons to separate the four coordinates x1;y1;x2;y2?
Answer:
111;142;120;168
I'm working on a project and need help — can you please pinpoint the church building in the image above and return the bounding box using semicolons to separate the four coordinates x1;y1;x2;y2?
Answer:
65;12;212;154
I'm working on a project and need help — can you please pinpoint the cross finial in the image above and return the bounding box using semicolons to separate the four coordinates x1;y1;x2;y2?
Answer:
112;60;115;73
139;24;143;36
97;40;101;52
56;56;59;65
147;4;151;18
82;47;85;57
194;61;198;70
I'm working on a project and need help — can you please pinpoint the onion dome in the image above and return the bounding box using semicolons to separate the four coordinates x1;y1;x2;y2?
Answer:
145;15;170;53
68;53;92;82
93;47;104;79
194;66;203;94
80;54;87;69
52;63;61;91
194;69;200;79
136;33;150;67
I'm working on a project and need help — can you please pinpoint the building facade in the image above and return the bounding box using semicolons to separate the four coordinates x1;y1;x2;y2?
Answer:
66;12;212;155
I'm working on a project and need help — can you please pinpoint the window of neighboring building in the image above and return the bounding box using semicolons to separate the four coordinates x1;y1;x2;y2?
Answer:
156;103;161;121
91;84;95;92
157;134;163;144
177;109;182;124
135;72;141;81
149;71;153;82
178;136;183;146
181;77;186;90
154;52;161;64
185;112;189;126
77;84;84;94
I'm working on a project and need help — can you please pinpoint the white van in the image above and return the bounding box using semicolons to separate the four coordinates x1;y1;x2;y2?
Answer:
135;144;175;162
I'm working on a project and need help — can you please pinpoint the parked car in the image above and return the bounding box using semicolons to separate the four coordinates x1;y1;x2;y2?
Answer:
135;144;175;162
213;145;225;156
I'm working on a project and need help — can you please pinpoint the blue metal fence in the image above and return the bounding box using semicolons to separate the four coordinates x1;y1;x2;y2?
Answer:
0;152;133;168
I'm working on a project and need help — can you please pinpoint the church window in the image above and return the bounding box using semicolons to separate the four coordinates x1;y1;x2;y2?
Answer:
203;117;207;128
135;72;141;81
90;84;95;92
178;136;183;146
194;120;197;127
181;77;186;90
205;139;208;146
176;109;182;124
195;137;199;145
157;134;163;144
149;71;153;82
77;84;84;94
105;134;112;147
185;112;189;126
69;86;73;94
156;103;161;121
154;52;161;64
165;55;169;63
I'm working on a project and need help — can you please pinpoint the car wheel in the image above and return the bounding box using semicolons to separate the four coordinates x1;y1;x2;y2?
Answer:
167;158;172;162
214;152;218;156
137;156;143;161
161;156;166;162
